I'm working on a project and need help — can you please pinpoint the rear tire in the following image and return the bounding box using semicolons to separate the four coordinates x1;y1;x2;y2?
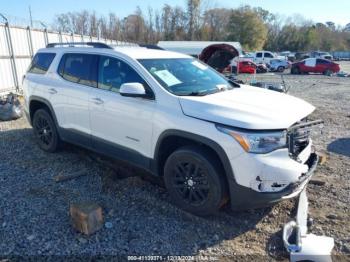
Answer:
277;66;285;72
163;146;227;216
32;109;61;152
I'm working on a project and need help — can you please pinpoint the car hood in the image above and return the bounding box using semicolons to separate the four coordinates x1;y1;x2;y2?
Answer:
178;85;315;130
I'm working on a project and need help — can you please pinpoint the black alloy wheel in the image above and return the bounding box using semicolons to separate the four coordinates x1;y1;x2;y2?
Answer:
172;161;210;206
164;146;227;216
32;109;60;152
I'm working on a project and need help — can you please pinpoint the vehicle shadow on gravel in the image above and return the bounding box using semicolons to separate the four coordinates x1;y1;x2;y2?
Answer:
70;145;276;257
0;127;276;257
327;138;350;157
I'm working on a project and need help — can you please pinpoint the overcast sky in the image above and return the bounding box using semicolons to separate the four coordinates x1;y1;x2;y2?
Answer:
1;0;349;26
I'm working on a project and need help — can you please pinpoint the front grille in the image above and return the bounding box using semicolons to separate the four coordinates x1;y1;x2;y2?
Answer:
287;119;323;158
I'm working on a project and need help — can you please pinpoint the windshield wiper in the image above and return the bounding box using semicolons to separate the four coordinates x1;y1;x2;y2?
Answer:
182;88;226;96
178;91;209;96
177;87;228;97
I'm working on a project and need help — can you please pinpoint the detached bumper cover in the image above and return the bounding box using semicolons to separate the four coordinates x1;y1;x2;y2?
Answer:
229;152;318;209
283;189;334;262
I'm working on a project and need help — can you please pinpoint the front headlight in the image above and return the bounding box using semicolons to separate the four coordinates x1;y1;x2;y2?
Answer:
217;125;287;153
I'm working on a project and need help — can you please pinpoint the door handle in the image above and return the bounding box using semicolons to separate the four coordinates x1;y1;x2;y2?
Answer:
92;97;104;105
48;88;57;94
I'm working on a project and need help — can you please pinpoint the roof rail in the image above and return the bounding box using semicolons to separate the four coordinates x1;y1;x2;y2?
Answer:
139;44;164;50
46;42;113;49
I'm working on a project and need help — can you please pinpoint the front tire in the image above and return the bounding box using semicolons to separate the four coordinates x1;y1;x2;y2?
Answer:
291;66;300;74
32;109;60;152
277;66;285;72
324;69;332;76
163;146;227;216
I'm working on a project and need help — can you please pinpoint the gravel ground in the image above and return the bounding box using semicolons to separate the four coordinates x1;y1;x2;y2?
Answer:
0;62;349;261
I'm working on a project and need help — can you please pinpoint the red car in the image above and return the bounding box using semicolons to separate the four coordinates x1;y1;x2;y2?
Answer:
224;60;267;74
291;58;340;75
236;61;256;74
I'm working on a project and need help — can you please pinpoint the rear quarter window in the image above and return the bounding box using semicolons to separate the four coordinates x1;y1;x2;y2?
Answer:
28;53;56;74
317;59;330;64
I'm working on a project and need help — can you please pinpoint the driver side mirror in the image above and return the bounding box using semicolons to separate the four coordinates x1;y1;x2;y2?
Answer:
120;83;147;98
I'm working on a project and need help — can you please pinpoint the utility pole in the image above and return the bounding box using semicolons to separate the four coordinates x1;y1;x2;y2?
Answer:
29;6;33;27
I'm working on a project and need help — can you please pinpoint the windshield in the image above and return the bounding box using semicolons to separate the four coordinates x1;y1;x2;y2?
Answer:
138;58;233;96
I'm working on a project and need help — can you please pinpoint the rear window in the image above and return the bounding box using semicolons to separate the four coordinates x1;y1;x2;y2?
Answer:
58;53;98;88
28;53;56;74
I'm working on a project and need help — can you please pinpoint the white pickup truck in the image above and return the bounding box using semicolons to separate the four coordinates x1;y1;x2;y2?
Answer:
252;51;287;64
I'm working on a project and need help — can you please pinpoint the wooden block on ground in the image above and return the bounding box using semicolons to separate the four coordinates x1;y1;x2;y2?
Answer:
317;151;328;165
309;179;326;186
70;202;103;235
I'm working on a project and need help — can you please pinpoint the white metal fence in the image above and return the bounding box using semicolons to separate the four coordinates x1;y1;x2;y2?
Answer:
0;22;121;94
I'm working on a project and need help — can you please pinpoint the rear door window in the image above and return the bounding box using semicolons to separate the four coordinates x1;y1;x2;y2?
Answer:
256;52;262;58
58;53;98;87
28;53;56;74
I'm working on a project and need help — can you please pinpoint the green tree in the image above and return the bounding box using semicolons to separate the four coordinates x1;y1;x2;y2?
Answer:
186;0;201;40
53;5;350;50
226;6;268;50
202;8;231;41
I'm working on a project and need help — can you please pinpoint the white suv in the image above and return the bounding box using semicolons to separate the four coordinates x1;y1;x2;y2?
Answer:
23;42;320;216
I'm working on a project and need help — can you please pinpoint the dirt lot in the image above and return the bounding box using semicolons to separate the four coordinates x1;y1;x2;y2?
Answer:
0;62;349;260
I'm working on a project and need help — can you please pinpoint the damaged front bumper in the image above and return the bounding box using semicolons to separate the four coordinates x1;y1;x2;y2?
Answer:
281;152;318;198
229;152;318;210
283;188;334;261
